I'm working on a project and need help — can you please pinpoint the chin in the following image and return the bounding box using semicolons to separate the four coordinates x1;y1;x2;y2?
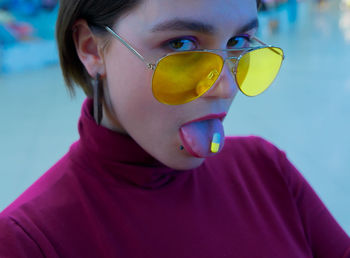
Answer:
162;156;205;170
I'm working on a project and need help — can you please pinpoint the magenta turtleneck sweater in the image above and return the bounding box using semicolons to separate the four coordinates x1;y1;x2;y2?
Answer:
1;98;349;258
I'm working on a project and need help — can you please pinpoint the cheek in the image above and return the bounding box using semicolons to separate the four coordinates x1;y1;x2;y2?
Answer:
105;47;153;113
104;48;178;134
103;45;188;162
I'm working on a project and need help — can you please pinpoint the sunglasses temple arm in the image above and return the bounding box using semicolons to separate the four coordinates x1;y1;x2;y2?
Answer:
105;26;153;68
252;36;284;57
252;36;267;46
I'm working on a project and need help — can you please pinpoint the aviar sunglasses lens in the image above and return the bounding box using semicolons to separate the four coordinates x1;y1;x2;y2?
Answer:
153;47;284;105
235;47;284;97
152;52;224;105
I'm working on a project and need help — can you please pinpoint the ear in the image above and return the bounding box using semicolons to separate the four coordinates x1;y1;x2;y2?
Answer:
73;19;106;78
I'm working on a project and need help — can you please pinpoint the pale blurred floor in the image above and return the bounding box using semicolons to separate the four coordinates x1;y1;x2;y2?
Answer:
1;1;349;234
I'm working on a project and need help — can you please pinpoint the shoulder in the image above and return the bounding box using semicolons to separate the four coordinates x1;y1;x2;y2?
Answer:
219;135;285;167
1;150;78;220
202;135;296;189
0;215;45;257
223;136;302;188
0;149;84;256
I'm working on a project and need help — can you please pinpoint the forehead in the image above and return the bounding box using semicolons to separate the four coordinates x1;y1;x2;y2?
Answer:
117;0;258;35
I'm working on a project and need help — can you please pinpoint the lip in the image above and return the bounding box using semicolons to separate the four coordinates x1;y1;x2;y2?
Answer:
182;112;227;126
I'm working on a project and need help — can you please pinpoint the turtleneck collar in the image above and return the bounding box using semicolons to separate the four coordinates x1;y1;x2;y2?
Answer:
69;98;182;188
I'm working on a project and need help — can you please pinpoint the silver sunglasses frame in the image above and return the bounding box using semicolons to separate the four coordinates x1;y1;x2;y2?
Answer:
105;26;285;74
105;25;285;103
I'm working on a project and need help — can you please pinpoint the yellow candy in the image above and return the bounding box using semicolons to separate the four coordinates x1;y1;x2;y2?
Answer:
211;133;221;153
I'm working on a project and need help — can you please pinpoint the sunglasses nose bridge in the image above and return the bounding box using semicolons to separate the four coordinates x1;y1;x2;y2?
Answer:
205;54;236;85
202;50;237;78
223;56;239;79
200;56;238;100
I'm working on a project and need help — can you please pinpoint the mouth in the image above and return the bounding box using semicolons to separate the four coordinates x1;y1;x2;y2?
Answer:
182;112;227;126
179;112;227;158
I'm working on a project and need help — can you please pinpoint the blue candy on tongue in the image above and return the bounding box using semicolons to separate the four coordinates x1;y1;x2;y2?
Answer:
179;118;225;158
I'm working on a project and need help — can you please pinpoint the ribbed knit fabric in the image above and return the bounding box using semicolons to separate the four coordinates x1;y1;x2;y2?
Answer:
1;98;349;258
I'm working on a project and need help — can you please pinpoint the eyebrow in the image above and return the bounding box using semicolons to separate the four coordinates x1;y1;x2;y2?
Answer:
236;18;259;34
151;19;215;34
150;18;259;35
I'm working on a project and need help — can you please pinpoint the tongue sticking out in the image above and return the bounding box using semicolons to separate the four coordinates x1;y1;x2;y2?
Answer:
179;118;225;158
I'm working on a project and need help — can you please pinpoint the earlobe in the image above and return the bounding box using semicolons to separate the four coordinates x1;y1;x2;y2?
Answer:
73;19;106;78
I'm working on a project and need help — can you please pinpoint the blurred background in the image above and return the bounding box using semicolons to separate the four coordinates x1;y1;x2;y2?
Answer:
0;0;349;234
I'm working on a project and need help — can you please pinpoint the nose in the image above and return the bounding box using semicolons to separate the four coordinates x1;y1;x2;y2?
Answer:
200;62;238;100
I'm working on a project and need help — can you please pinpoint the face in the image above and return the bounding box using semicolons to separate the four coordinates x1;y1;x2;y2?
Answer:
99;0;258;169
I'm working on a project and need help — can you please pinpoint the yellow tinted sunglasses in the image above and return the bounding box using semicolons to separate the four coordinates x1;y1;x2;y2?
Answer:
105;26;285;105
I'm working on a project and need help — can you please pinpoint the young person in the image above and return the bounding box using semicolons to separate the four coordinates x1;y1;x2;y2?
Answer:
1;0;349;257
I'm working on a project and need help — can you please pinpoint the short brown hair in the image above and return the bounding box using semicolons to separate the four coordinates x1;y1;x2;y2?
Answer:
56;0;261;97
56;0;141;97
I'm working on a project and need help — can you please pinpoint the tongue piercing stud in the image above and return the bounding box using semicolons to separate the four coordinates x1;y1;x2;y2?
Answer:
180;145;184;150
